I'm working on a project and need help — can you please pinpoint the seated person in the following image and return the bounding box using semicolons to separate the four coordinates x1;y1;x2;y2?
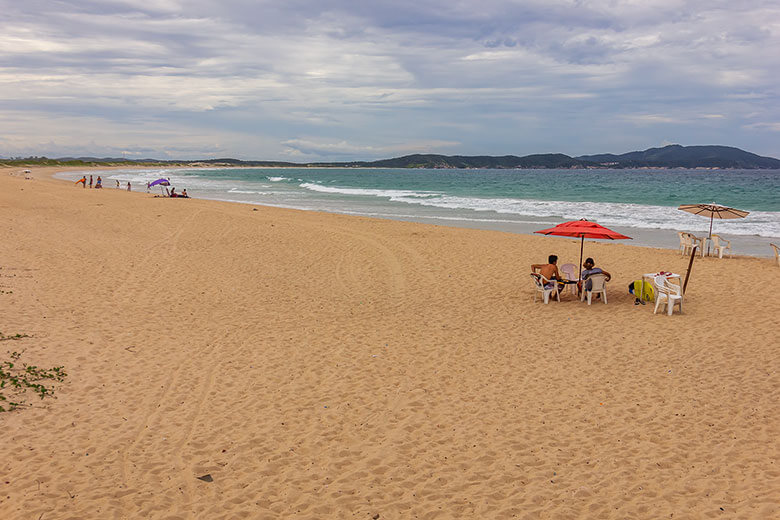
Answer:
581;257;611;291
531;255;562;293
181;189;188;198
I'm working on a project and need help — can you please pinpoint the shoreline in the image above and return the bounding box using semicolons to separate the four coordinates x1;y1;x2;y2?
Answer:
49;165;779;258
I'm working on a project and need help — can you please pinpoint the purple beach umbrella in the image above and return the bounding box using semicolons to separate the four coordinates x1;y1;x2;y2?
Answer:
148;177;171;196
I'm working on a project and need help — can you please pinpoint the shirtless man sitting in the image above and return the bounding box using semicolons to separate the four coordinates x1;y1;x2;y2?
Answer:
531;255;562;293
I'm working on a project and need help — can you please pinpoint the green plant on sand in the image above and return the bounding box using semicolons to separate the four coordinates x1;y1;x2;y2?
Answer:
0;332;30;341
1;350;67;412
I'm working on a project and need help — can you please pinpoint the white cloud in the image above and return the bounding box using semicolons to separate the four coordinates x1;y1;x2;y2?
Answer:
281;138;460;159
622;114;681;125
743;122;780;132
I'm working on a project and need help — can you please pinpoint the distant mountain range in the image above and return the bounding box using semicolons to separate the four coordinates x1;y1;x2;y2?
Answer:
3;144;779;169
345;145;780;169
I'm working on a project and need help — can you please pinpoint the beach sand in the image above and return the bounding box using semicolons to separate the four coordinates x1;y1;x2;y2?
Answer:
1;167;778;519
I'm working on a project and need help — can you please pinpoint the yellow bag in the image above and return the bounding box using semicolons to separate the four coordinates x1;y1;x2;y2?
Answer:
633;280;654;301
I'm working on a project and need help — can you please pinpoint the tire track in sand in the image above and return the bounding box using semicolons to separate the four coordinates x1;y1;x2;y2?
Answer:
116;210;210;516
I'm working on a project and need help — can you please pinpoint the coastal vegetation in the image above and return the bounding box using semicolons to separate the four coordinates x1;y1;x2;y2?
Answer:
0;345;67;413
2;145;778;169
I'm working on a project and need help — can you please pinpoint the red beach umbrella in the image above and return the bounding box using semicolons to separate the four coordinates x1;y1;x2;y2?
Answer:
535;219;632;279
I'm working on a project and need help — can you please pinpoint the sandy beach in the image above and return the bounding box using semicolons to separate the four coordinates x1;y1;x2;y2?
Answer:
1;167;778;519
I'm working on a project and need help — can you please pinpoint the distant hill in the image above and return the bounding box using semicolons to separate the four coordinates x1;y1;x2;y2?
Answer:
316;153;590;169
2;145;778;169
576;145;780;169
326;146;780;169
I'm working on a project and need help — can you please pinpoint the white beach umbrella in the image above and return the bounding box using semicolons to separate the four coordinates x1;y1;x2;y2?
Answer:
678;203;749;240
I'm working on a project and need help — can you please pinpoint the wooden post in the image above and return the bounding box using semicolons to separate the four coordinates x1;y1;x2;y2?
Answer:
683;244;698;294
577;235;585;297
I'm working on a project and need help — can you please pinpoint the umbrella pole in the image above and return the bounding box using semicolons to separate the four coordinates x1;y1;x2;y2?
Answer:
683;244;697;294
578;235;584;280
707;215;714;256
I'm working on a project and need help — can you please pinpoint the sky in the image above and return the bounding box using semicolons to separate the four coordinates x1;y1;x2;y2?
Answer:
1;0;779;162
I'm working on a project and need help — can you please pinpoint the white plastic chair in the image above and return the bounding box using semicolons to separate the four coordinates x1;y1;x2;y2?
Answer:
689;234;706;257
531;274;560;304
559;263;578;296
711;234;732;259
653;275;682;315
581;273;607;305
771;243;780;267
678;232;693;256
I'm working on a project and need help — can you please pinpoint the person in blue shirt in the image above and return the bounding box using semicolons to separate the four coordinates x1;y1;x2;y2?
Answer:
581;257;611;291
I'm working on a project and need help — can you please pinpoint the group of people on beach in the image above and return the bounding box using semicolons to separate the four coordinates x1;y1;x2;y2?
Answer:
76;175;131;191
169;187;188;198
531;255;612;299
76;175;189;198
532;255;658;305
146;181;188;198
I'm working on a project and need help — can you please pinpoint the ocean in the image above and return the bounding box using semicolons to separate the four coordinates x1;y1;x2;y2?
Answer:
57;167;780;257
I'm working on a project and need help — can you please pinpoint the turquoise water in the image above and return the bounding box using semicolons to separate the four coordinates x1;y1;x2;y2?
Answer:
58;167;780;255
180;167;779;211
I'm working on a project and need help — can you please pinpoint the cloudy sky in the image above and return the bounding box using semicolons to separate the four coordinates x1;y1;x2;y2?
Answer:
2;0;779;161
